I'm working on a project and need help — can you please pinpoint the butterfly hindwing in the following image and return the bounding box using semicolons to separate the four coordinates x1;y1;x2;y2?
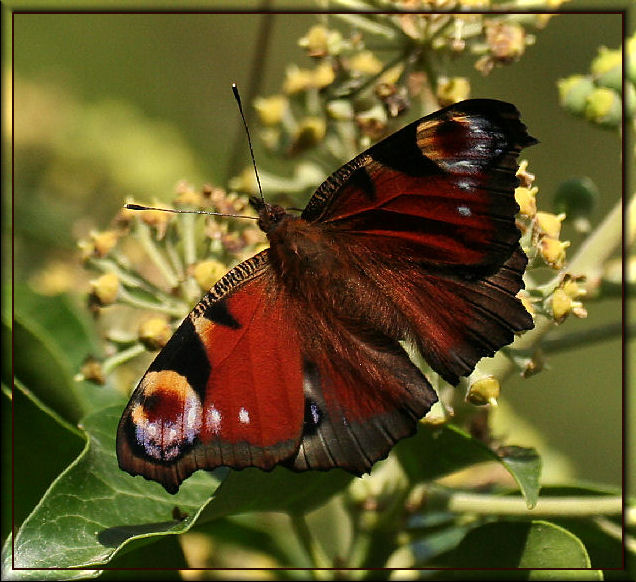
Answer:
286;308;438;475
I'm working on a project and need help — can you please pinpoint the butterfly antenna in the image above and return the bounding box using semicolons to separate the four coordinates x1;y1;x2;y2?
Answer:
124;203;258;221
232;83;265;204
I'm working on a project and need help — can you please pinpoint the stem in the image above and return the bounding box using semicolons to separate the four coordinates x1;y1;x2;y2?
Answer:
117;286;187;318
177;213;203;304
102;343;147;376
542;321;627;353
135;221;180;289
289;513;332;577
447;493;622;517
566;195;629;280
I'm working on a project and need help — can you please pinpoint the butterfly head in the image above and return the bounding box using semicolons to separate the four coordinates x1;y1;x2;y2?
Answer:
249;196;288;234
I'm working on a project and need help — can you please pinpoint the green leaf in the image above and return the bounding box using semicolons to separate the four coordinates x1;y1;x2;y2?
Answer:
6;406;219;574
100;534;187;579
8;382;84;538
200;466;353;522
528;569;603;580
396;423;541;508
11;314;85;424
1;542;102;582
11;289;122;424
529;485;623;570
15;286;101;367
7;401;352;574
453;520;593;569
498;445;542;509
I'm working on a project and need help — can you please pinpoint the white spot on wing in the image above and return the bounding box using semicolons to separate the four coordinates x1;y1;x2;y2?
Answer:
239;407;250;424
207;406;222;434
457;205;472;217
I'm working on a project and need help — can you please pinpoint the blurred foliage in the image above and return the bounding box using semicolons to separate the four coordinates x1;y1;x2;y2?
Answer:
6;5;630;580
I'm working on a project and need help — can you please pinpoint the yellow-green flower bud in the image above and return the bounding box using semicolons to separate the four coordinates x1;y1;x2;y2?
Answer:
551;288;572;322
558;75;595;116
138;317;172;351
174;186;203;208
467;376;500;406
290;117;326;154
518;291;535;319
283;65;314;94
326;99;354;120
90;272;120;306
254;95;288;126
436;77;471;107
516;160;535;189
536;211;566;239
551;288;587;323
299;25;330;57
486;22;526;62
591;46;622;92
349;51;383;76
515;186;538;218
91;230;119;258
562;275;587;299
314;62;335;89
539;237;569;269
193;259;228;291
585;87;622;128
77;356;106;385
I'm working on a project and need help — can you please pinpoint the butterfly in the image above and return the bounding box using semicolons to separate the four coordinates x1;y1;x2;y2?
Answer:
117;98;536;494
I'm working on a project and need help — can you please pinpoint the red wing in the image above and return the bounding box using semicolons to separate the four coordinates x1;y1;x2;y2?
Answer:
284;309;438;474
354;244;533;386
117;251;305;494
302;99;536;273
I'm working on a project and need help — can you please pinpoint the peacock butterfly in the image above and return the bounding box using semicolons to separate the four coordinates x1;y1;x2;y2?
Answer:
117;98;537;494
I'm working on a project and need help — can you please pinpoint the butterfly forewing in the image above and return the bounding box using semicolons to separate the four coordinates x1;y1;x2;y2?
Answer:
303;99;536;276
117;251;306;493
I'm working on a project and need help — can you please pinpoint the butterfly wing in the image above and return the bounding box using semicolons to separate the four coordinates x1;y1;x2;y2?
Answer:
303;99;537;277
301;99;535;384
117;251;307;493
284;308;437;475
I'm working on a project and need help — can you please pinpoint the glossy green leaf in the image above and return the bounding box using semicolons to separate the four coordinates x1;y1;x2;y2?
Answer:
9;382;84;537
11;289;122;424
6;401;354;575
12;314;85;424
528;569;603;580
15;286;101;368
100;534;187;579
200;465;353;522
6;406;219;575
396;423;541;508
498;446;542;509
453;520;593;569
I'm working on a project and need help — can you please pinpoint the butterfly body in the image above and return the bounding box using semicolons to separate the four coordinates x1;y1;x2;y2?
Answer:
117;99;536;494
